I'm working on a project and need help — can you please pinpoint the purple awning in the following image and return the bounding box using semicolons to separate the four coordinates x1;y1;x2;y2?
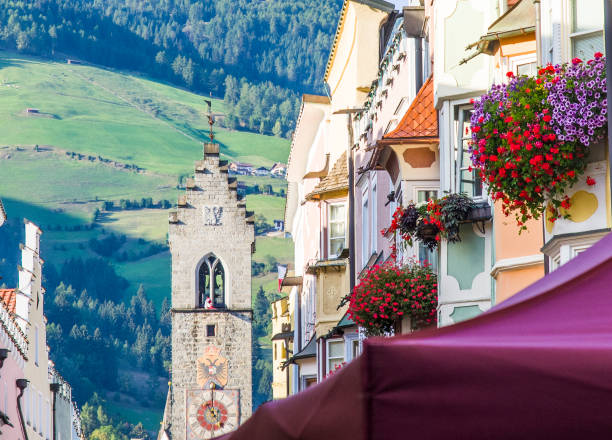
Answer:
218;231;612;439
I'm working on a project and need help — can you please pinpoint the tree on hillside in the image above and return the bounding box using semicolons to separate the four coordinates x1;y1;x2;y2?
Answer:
90;426;128;440
0;0;344;138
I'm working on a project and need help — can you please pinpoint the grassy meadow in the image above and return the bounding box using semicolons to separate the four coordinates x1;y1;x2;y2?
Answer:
0;52;289;175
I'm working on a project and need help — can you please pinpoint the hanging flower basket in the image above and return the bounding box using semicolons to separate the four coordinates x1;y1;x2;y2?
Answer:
383;193;476;250
469;53;607;230
348;261;437;335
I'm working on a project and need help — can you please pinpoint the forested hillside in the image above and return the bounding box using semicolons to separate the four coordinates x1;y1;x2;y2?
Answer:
0;0;342;136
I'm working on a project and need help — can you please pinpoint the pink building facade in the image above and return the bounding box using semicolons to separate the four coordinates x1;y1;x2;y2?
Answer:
0;199;28;439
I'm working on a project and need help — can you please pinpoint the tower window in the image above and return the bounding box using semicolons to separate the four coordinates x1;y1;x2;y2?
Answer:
198;254;226;308
206;324;216;337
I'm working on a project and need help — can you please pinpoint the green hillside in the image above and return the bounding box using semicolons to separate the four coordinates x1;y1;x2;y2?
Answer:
0;50;293;432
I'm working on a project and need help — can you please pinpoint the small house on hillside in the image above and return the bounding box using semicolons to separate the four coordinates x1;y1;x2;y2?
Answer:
229;162;254;175
274;219;285;232
270;162;287;177
253;167;270;176
66;59;81;65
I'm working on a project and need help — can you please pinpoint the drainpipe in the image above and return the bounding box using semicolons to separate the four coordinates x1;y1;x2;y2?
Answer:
534;0;542;66
347;115;356;293
16;378;28;440
333;108;363;293
605;0;612;212
50;383;61;440
415;37;423;93
284;340;290;397
296;289;302;352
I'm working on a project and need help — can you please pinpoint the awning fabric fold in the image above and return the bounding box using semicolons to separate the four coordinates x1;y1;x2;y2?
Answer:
217;231;612;440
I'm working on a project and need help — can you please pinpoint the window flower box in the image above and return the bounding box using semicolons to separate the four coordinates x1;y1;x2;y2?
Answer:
469;53;607;230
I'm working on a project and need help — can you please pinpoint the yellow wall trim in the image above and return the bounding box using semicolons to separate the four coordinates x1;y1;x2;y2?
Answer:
330;18;358;97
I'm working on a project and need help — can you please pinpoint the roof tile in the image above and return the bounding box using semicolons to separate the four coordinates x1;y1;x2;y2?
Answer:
383;76;437;141
0;289;16;314
307;151;348;199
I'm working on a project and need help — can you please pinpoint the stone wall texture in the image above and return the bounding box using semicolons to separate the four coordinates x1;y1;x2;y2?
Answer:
168;144;254;439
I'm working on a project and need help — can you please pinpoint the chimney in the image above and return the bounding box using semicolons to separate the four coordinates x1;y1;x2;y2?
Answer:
16;220;42;331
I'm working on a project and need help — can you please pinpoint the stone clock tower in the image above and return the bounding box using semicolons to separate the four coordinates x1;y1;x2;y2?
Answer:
162;143;254;440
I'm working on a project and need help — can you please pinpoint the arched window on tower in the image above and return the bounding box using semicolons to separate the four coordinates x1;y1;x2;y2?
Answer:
198;254;226;308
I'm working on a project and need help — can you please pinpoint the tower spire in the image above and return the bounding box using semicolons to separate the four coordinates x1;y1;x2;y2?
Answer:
204;99;215;142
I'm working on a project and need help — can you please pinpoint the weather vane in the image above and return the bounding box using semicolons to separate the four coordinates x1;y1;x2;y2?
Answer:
204;99;215;142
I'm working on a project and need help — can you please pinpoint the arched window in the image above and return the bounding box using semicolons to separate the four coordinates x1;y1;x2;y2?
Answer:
198;254;226;308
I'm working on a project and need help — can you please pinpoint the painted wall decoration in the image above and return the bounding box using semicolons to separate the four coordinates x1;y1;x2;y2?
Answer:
203;206;224;225
186;389;240;439
197;346;229;388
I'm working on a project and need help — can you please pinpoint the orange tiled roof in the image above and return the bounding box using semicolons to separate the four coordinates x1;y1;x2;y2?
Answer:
306;151;348;200
0;289;16;314
382;76;437;142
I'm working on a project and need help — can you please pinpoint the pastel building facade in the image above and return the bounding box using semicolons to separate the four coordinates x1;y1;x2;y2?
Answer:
0;207;82;440
277;0;609;401
0;286;27;439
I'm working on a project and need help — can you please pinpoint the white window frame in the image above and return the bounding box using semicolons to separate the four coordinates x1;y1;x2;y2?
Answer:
303;279;316;346
25;387;30;425
568;0;604;60
361;185;369;268
371;174;378;256
38;391;42;433
413;186;439;204
34;325;39;366
328;202;347;259
344;332;361;362
300;374;317;391
47;399;51;440
326;339;345;375
508;53;537;77
452;103;485;201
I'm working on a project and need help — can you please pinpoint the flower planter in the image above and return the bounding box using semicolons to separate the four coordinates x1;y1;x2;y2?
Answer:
394;315;412;335
465;203;492;223
469;54;607;229
348;262;437;335
383;193;475;251
418;223;438;239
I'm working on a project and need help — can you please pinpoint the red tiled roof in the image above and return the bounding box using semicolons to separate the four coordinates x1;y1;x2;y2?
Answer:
382;76;437;142
0;289;16;314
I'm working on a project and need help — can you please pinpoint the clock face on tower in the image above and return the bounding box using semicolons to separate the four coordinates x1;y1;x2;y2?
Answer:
186;389;240;439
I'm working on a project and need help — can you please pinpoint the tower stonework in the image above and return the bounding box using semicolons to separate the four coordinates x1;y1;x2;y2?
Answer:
167;143;254;440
